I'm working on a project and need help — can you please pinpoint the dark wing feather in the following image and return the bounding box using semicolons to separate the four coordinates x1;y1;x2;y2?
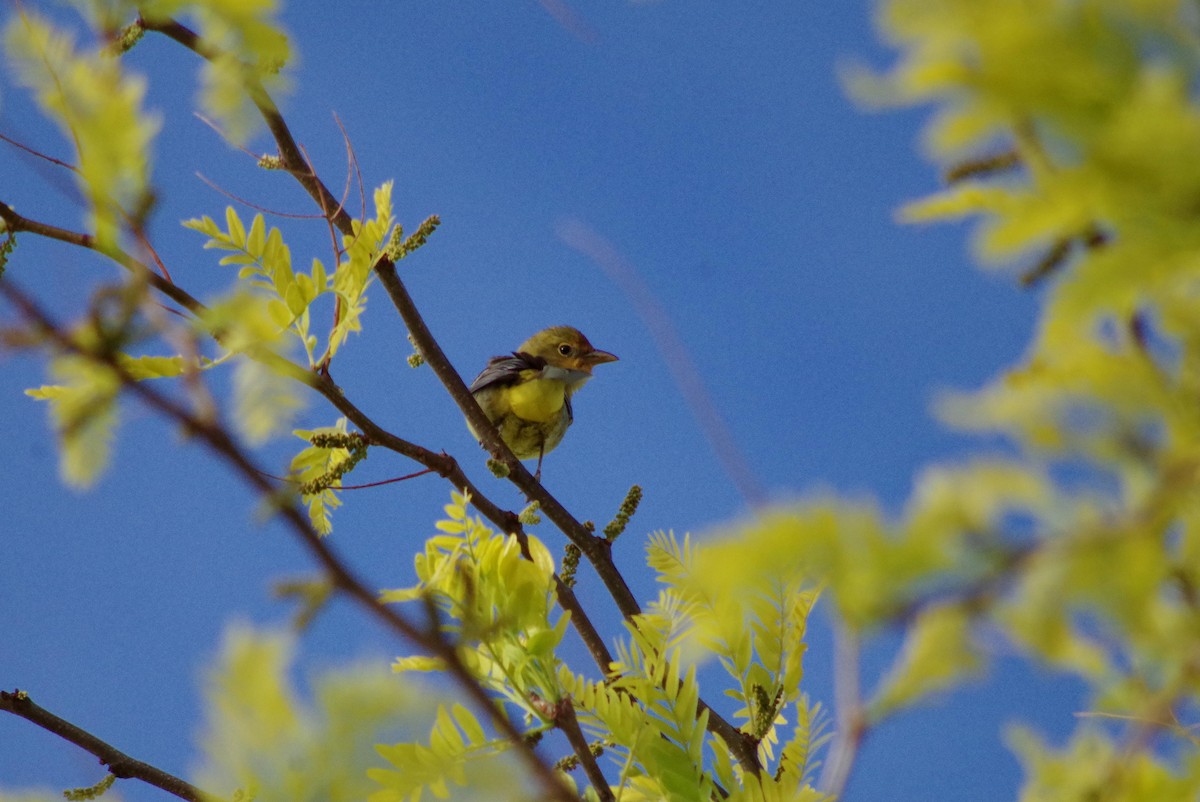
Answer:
469;351;546;394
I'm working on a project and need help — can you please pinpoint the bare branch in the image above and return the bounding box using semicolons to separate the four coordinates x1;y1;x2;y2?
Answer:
0;689;221;802
0;281;581;802
551;696;613;802
142;16;762;775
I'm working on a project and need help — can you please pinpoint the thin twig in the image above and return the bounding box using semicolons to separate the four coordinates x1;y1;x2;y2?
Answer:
819;626;866;798
0;200;203;315
558;218;766;508
0;281;581;802
195;171;327;219
0;689;221;802
142;17;761;776
0;191;617;683
0;128;79;172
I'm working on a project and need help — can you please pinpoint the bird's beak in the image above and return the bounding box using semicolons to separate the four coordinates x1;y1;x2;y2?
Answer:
573;348;617;375
587;349;618;366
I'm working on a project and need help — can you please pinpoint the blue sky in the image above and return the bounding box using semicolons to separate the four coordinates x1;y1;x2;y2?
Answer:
1;2;1082;800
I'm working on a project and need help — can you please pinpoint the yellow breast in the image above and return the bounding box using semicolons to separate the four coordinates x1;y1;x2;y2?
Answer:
506;376;567;423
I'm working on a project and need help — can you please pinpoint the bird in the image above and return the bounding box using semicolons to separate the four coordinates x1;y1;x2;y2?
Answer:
468;326;618;480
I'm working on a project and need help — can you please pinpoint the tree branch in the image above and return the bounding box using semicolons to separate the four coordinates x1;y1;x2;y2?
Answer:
0;201;203;315
144;16;760;775
0;689;220;802
551;697;613;802
0;281;581;802
0;196;617;676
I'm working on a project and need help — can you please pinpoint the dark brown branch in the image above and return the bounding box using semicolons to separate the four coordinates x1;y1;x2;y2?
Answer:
142;17;759;775
0;282;581;802
306;372;616;670
0;190;617;681
0;201;202;315
551;697;613;802
138;18;641;619
0;689;220;802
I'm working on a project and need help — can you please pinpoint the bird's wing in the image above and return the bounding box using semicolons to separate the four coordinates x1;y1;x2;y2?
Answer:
468;351;546;394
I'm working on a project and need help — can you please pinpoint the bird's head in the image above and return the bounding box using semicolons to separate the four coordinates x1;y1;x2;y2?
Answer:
520;326;618;377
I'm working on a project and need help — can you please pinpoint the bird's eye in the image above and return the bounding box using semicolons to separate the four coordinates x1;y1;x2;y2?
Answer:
558;343;574;356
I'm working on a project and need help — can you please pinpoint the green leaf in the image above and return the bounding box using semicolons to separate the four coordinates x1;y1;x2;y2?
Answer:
870;603;982;716
26;356;119;489
195;623;422;801
5;12;160;248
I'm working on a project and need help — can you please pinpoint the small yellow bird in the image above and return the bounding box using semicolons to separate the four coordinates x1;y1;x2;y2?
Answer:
469;326;618;479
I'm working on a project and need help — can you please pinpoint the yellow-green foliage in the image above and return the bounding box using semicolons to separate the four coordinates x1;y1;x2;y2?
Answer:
4;11;160;248
142;0;290;144
369;704;526;802
371;495;827;802
290;419;355;535
194;624;423;802
670;0;1200;797
185;182;395;370
328;182;397;361
26;355;120;488
194;287;303;444
381;493;567;715
645;532;817;758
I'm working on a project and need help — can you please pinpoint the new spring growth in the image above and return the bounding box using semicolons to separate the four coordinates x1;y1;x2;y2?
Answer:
298;431;368;495
273;576;334;631
406;333;424;368
112;21;145;54
385;214;441;263
64;773;115;801
749;684;784;741
0;232;14;277
257;154;285;171
554;740;605;772
519;501;541;526
603;485;642;543
560;543;581;588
